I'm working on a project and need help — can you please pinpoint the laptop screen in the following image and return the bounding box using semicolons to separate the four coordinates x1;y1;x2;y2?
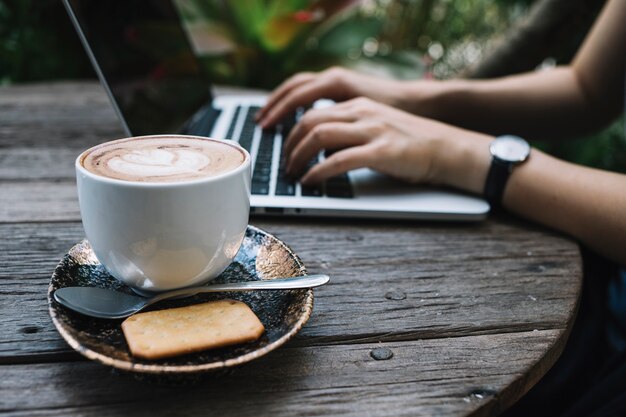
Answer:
65;0;212;135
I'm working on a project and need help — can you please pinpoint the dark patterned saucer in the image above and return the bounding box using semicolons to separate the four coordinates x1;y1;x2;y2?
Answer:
48;225;313;374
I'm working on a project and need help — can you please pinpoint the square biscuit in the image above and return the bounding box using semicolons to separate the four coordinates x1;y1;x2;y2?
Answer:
121;299;265;360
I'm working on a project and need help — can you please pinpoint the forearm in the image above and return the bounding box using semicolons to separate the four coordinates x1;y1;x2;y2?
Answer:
401;0;625;141
504;151;626;265
435;133;626;265
402;67;620;141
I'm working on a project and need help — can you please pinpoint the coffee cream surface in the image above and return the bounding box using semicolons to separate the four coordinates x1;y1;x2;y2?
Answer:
82;137;244;183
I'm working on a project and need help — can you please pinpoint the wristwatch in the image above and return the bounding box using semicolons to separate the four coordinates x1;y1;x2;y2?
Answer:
484;135;530;208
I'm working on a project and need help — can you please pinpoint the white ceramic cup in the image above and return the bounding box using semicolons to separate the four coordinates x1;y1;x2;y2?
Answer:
76;135;251;292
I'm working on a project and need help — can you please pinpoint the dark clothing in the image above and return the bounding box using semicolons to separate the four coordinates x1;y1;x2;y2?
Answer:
607;268;626;352
502;249;626;417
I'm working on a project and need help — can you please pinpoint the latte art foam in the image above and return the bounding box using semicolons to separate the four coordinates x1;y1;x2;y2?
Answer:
82;137;245;183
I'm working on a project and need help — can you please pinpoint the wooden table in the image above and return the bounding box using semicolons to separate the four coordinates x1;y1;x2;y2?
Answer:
0;82;582;417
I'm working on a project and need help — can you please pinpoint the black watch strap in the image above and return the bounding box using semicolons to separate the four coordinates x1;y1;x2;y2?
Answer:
484;158;512;208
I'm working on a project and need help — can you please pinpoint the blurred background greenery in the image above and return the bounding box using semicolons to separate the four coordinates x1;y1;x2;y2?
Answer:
173;0;530;86
0;0;623;173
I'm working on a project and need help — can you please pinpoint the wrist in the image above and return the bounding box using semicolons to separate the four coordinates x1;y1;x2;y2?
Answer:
403;80;472;120
393;80;424;113
430;130;493;195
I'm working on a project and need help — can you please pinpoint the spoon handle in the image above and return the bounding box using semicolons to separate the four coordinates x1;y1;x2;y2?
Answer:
147;274;330;306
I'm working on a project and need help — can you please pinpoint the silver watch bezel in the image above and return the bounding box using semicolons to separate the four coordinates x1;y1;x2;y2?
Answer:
489;135;531;164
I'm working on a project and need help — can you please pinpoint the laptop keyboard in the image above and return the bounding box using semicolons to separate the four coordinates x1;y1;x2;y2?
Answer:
224;105;353;198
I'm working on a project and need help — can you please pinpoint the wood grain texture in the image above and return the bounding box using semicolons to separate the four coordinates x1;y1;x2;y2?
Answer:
0;82;124;148
0;182;79;223
0;331;561;417
0;82;584;417
0;219;581;360
0;148;79;181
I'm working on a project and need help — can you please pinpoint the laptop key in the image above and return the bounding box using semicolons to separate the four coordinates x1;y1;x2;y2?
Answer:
254;172;271;183
275;181;296;196
326;173;353;198
301;185;322;197
251;182;270;195
275;167;296;195
280;112;297;138
297;153;324;197
255;166;272;176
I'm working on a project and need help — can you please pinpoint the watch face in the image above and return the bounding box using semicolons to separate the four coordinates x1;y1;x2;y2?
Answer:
490;135;530;163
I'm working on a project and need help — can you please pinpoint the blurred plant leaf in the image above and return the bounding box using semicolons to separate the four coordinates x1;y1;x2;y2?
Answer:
261;13;308;51
227;0;268;42
315;14;382;56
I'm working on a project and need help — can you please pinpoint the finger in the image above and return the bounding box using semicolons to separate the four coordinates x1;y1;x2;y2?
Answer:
300;145;375;185
283;107;357;157
286;122;369;176
260;79;340;128
256;72;315;121
284;98;375;157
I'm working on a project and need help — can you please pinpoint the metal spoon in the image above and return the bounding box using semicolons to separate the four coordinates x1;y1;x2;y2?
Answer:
53;274;329;319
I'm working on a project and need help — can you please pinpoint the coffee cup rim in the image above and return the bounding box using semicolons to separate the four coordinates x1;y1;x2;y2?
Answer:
75;134;251;187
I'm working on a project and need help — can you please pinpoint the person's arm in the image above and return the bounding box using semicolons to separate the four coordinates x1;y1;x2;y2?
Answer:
501;150;626;265
281;97;626;265
259;0;625;141
437;132;626;265
268;0;626;265
433;128;626;265
410;0;626;140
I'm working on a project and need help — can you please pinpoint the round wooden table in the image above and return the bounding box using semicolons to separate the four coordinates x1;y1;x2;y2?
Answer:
0;82;582;417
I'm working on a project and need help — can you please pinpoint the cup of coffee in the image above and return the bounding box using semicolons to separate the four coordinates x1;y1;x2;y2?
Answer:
76;134;251;292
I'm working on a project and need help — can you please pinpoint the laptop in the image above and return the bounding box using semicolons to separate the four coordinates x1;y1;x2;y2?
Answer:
63;0;490;221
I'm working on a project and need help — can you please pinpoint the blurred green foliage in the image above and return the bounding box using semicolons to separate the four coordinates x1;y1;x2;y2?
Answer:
0;0;623;173
175;0;528;86
535;118;626;175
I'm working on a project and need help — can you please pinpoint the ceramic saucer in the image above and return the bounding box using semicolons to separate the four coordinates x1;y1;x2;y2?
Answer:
48;225;313;374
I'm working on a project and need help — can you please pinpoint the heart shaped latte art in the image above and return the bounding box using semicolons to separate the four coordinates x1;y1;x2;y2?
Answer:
108;148;212;177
